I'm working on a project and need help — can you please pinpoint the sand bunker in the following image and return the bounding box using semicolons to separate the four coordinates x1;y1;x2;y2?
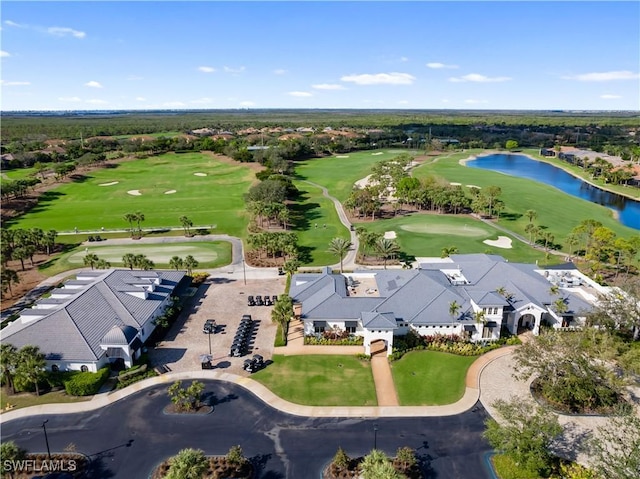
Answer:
372;152;383;156
483;236;513;249
194;172;207;177
466;184;481;189
164;190;177;195
450;182;462;186
127;190;142;196
336;155;349;158
99;181;119;186
384;231;397;240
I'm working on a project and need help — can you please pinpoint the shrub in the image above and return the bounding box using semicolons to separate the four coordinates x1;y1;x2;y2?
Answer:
190;272;209;285
226;445;246;466
304;335;364;346
64;367;110;396
116;369;157;389
332;447;350;469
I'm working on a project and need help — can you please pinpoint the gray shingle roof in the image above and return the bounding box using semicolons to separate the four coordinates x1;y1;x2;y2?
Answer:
361;311;397;329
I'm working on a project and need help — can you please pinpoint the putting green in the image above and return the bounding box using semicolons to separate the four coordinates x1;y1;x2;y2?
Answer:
399;223;488;237
67;244;219;265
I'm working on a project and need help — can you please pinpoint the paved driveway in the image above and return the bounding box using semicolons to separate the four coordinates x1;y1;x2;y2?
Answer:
149;275;286;374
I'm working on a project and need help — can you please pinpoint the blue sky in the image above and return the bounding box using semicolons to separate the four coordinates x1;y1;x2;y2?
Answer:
1;1;639;111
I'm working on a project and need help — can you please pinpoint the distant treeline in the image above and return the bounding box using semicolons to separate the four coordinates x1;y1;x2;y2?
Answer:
1;109;639;142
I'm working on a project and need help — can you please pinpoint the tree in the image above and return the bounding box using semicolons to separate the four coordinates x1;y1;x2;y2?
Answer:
122;253;136;270
44;229;58;255
272;294;294;343
448;300;461;328
0;344;19;395
375;238;400;270
484;398;562;477
123;213;136;237
95;259;111;269
589;278;640;341
0;440;26;479
331;447;350;470
184;255;199;275
179;216;193;237
83;253;100;270
505;140;519;150
588;413;640;479
169;256;184;271
166;448;208;479
359;449;403;479
525;209;537;224
282;259;300;276
1;268;20;297
133;211;145;236
441;246;458;258
15;345;46;396
327;238;352;273
167;380;205;412
395;447;417;472
226;445;247;467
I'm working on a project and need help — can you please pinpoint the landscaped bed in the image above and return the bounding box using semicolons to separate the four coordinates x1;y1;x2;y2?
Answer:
391;350;477;405
251;355;377;406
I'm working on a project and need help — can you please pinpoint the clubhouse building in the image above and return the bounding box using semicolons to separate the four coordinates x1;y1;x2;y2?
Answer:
1;269;188;372
290;254;600;356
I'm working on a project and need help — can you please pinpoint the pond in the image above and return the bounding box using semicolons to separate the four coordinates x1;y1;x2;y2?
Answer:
467;153;640;230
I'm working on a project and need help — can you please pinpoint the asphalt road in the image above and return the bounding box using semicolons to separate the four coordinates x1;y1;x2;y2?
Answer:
1;381;495;479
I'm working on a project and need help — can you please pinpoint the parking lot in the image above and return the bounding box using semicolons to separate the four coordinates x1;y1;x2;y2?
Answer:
149;274;286;375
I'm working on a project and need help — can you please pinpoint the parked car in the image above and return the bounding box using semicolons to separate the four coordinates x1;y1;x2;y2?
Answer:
203;319;216;334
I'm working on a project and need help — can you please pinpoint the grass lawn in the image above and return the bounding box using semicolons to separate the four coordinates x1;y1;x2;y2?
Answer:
413;150;639;247
391;350;477;405
291;181;350;265
251;355;377;406
2;166;38;181
491;454;542;479
4;152;254;238
40;241;232;275
1;387;91;412
358;213;551;264
295;149;414;202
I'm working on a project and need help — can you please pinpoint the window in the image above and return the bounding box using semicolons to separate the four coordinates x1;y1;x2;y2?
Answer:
346;325;356;334
51;365;59;372
482;327;493;339
81;365;89;372
493;307;499;315
482;307;487;314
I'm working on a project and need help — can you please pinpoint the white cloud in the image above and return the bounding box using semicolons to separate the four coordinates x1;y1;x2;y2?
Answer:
85;99;107;105
190;97;214;104
163;101;186;108
84;81;103;88
273;69;287;75
1;80;30;86
464;99;489;104
288;91;313;97
198;66;215;73
58;96;81;102
600;94;622;99
427;62;458;69
47;27;86;39
239;101;255;107
311;83;346;90
562;70;639;82
449;73;511;83
135;97;146;101
341;72;415;85
0;51;10;57
223;66;245;74
4;20;27;28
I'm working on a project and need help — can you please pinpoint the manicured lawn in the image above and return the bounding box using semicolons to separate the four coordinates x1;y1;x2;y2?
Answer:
1;387;91;412
41;241;232;275
295;149;414;202
291;181;350;265
358;213;551;264
2;167;37;181
4;152;254;238
251;355;377;406
412;150;638;248
391;350;477;405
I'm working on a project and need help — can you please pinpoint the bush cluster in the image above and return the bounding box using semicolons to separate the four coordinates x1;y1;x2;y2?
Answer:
304;335;364;346
389;333;520;361
64;367;110;396
117;369;157;389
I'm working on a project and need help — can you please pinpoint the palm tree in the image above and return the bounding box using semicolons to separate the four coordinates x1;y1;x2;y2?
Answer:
272;294;293;343
138;258;155;270
179;216;193;237
525;209;537;224
0;344;19;395
184;255;199;275
122;253;136;270
133;211;145;236
1;269;20;297
169;256;184;271
448;300;461;328
441;246;458;258
165;448;208;479
16;345;46;396
375;238;400;270
44;230;58;255
282;259;300;276
123;213;136;237
83;253;100;270
327;238;352;273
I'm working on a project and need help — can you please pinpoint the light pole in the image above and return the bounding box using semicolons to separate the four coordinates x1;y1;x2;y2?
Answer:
373;423;378;450
207;330;212;355
42;419;51;460
242;256;246;286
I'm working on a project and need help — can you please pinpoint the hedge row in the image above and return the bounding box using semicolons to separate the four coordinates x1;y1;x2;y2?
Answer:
64;367;110;396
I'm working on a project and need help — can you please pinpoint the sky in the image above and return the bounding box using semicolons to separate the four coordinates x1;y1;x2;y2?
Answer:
1;1;639;111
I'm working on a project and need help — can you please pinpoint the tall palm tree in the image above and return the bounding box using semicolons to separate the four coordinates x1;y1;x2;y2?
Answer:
95;259;111;269
375;238;400;270
123;213;136;237
16;345;46;396
0;344;19;395
525;209;537;224
169;256;184;271
271;294;294;343
327;238;352;273
122;253;136;270
83;253;99;270
133;211;145;236
1;269;20;297
179;216;193;237
44;230;58;255
184;255;199;275
449;300;461;328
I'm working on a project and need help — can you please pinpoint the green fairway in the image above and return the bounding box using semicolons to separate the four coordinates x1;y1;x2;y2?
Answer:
42;241;232;275
412;150;639;248
295;149;414;201
251;355;377;406
291;181;350;265
391;350;477;405
5;153;253;237
358;213;550;263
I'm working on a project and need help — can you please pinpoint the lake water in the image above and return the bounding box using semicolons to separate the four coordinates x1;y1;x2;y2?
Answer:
467;153;640;230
